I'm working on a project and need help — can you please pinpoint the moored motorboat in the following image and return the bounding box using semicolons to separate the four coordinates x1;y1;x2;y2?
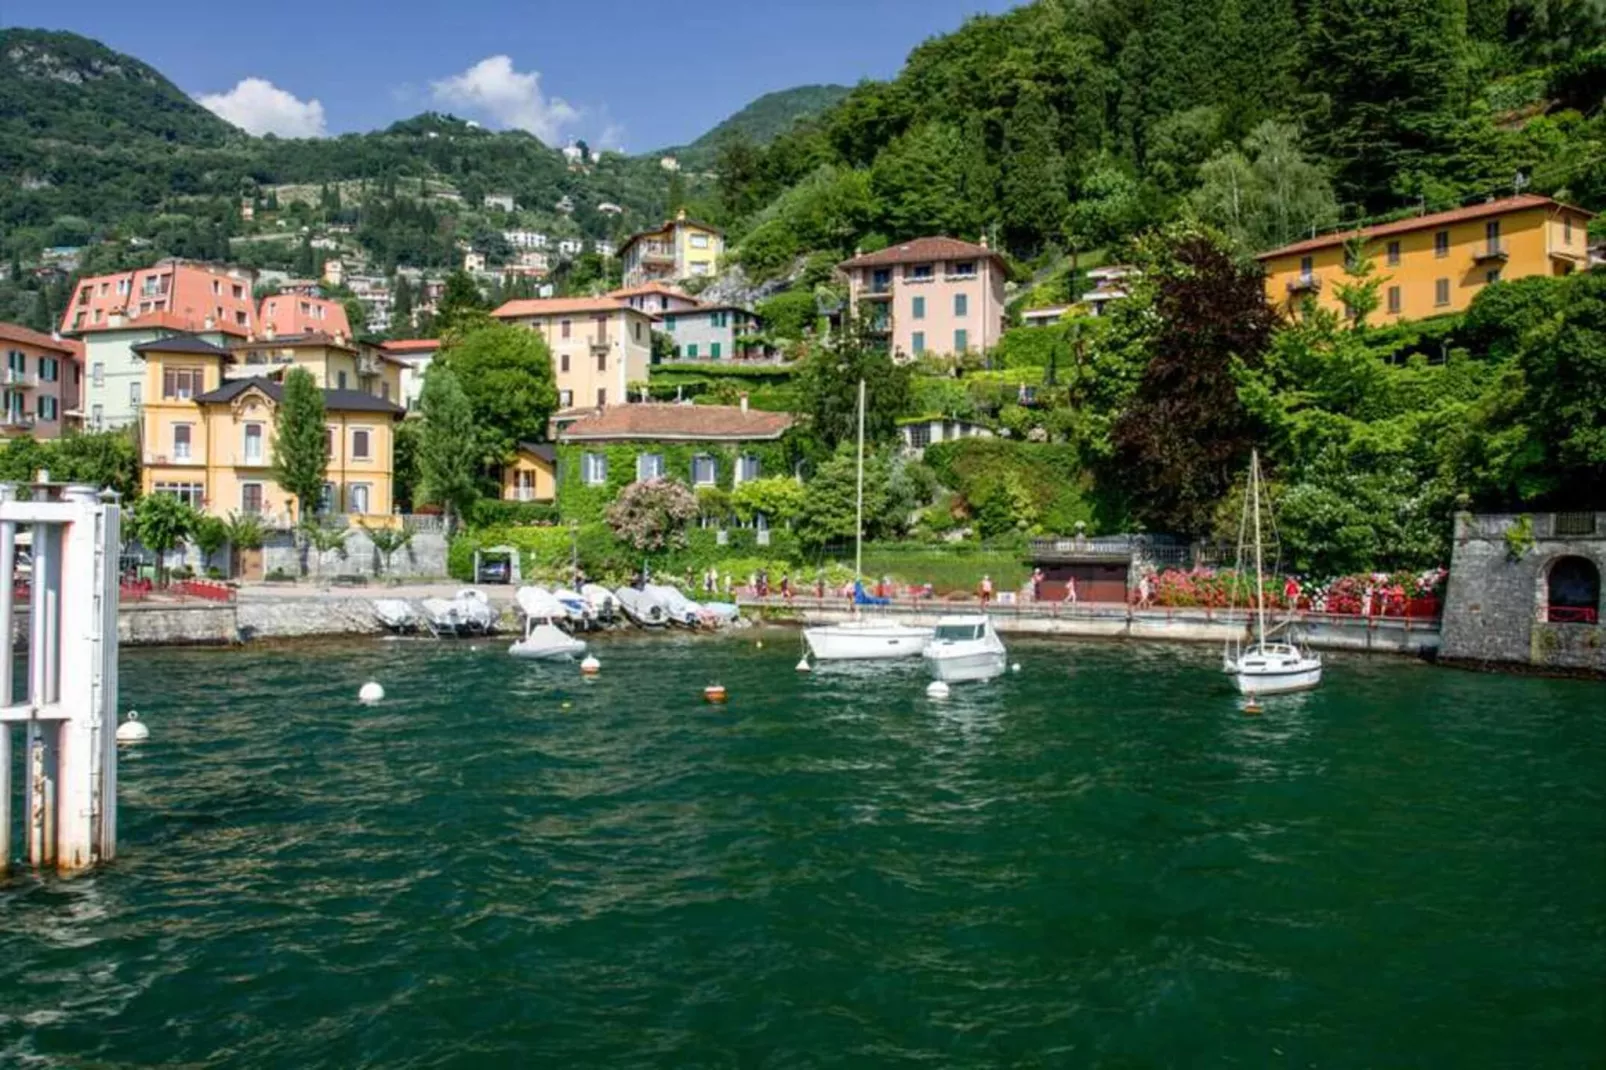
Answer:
805;617;933;661
509;620;587;660
922;615;1008;683
452;589;498;634
615;586;668;627
373;598;418;633
552;588;595;627
645;583;707;627
516;585;570;625
581;584;618;621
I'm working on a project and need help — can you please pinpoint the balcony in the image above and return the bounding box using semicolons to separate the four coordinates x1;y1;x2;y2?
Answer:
0;413;35;431
866;320;892;335
637;244;675;264
356;353;381;377
862;283;893;300
1472;242;1509;264
1286;274;1321;294
3;368;35;389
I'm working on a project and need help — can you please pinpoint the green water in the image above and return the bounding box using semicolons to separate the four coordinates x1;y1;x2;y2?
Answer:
2;635;1603;1067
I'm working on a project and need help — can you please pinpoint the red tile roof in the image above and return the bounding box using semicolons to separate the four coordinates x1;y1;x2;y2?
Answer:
0;321;77;355
493;296;642;318
840;236;1004;270
608;282;690;299
558;403;793;442
258;294;352;338
62;262;257;337
380;339;440;354
1255;194;1593;260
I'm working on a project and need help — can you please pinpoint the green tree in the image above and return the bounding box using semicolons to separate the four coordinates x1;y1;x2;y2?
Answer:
1109;226;1279;535
294;234;316;278
434;270;489;335
437;321;560;465
223;510;266;578
731;477;808;525
1333;235;1386;328
868;122;979;241
131;493;196;584
1000;90;1070;254
391;273;415;334
47;428;140;499
191;514;229;575
361;521;416;576
270;367;329;526
415;366;481;533
793;312;912;450
794;445;903;549
1191;121;1339;253
302;521;349;582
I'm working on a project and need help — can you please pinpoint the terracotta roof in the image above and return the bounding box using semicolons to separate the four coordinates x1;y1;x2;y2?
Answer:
131;336;233;357
608;282;690;298
0;321;77;355
558;403;793;442
1256;195;1593;260
840;236;1004;270
193;376;405;415
380;339;440;354
618;215;724;252
492;297;638;318
516;441;557;462
233;331;355;351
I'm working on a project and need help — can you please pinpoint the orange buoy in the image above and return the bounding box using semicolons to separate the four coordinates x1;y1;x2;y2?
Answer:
703;685;728;703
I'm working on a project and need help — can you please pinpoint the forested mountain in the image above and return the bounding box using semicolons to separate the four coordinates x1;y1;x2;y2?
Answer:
704;0;1606;278
666;85;852;168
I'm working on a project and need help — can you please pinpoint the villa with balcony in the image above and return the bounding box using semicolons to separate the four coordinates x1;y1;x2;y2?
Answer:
841;236;1008;360
491;296;654;411
0;322;81;439
1257;194;1593;324
617;209;725;288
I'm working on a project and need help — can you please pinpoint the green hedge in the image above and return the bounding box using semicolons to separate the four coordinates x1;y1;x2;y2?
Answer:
448;522;805;583
923;438;1099;535
469;499;560;528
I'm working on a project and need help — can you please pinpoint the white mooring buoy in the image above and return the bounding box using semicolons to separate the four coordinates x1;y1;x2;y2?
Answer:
1011;662;1021;673
926;681;951;700
581;655;601;676
358;681;385;705
795;657;811;673
115;711;149;744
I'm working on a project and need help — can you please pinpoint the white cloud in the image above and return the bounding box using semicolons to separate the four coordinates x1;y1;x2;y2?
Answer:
430;55;579;144
197;78;327;137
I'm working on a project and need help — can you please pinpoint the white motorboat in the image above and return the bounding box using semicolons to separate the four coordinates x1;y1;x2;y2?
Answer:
1223;450;1322;696
373;598;418;633
923;615;1008;683
516;585;570;623
615;586;668;627
509;620;587;660
700;601;741;624
803;379;932;662
645;583;708;627
453;589;498;634
552;588;595;627
581;584;619;621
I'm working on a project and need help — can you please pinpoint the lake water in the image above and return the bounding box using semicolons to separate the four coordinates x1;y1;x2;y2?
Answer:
2;635;1603;1067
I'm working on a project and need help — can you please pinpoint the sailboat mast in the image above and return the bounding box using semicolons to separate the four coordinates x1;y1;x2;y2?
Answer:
854;378;865;583
1250;449;1267;644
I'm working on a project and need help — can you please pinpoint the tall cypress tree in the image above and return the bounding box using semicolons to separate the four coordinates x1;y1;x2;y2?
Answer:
271;367;329;527
1000;90;1070;254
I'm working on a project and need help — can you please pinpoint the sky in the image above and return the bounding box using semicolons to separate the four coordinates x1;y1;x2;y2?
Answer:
4;0;1020;150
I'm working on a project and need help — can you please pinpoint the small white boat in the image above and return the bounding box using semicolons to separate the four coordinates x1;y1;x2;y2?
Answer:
509;620;587;660
373;598;418;633
805;618;932;661
516;585;570;623
581;584;618;621
645;583;707;627
700;601;741;624
923;615;1008;683
552;588;594;626
615;586;668;627
452;589;498;634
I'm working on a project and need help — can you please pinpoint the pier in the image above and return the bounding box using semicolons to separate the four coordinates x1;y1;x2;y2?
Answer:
0;476;123;875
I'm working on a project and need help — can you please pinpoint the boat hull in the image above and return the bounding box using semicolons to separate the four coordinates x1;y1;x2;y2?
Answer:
804;624;931;661
1231;663;1323;695
924;649;1008;683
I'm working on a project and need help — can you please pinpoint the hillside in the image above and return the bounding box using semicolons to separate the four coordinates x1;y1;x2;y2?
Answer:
0;27;238;148
664;84;852;168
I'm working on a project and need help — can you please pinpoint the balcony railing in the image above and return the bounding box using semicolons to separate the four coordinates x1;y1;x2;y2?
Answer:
357;354;381;376
1472;242;1508;263
3;368;35;388
638;244;675;263
1287;274;1321;294
0;413;35;430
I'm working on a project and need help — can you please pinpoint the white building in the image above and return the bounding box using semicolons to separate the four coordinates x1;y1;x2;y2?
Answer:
464;251;487;272
321;259;344;287
483;193;516;212
659;156;680;172
593;239;616;258
504;230;549;250
1081;265;1137;317
597;202;624;216
557;238;584;259
555;195;575;215
515;250;550;271
562;143;584;165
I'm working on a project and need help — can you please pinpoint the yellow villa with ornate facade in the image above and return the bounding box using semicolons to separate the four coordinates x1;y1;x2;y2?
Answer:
134;336;405;523
1257;194;1593;324
617;209;724;288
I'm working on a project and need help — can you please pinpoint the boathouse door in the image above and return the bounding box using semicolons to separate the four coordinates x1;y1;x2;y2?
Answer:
234;547;264;581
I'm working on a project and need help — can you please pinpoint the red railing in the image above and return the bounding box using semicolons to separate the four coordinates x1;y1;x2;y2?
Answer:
1547;605;1600;624
172;579;235;603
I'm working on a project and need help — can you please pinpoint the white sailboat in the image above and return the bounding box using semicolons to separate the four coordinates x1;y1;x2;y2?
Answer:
1223;450;1322;695
803;379;933;662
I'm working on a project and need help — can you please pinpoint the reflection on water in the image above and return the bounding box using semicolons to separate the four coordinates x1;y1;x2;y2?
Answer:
0;634;1601;1068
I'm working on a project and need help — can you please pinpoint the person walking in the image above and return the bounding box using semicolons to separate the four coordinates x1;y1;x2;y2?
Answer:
1031;567;1044;602
1064;575;1078;609
781;572;793;603
979;574;994;606
1283;575;1301;611
1136;571;1153;609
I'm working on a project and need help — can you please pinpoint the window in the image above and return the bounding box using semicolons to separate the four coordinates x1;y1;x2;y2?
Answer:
1386;240;1401;266
241;483;263;515
351;428;371;460
173;424;192;461
954;293;968;317
130;381;142;406
212;280;221;295
39;357;57;382
162;368;202;400
382;382;391;401
153;482;204;508
691;455;717;486
244;423;263;463
737;454;760;482
951;261;976;277
37;396;57;422
232;284;244;300
687;344;699;358
596;388;607;407
91;404;103;427
235;310;248;327
561;319;572;339
325;426;335;458
1486;268;1502;284
1485;219;1501;251
582;452;608;485
907;264;934;281
665;315;676;330
559;389;573;407
337;371;348;390
710;342;721;359
1565;217;1574;245
908;422;932;449
1434;278;1450;306
1386;285;1402;315
596;352;607;372
954;329;968;352
690;233;710;248
92;362;105;387
633;321;642;342
349;484;371;515
117;278;129;296
911;331;926;355
1299;255;1314;278
637;452;665;480
560;353;570;373
912;296;926;320
319;483;337;514
1434;230;1449;257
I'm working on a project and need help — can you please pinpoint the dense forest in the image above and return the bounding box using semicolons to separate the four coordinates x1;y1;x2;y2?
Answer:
690;0;1606;279
660;85;852;169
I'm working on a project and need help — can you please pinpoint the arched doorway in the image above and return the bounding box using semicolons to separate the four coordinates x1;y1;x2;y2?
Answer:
1546;556;1601;624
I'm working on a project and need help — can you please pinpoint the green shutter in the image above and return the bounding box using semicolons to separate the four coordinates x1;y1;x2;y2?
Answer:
711;342;721;358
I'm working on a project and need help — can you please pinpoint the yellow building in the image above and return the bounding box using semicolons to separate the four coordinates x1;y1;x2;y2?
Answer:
230;331;403;404
618;209;724;287
1257;194;1593;324
489;296;654;410
501;442;557;502
134;336;404;523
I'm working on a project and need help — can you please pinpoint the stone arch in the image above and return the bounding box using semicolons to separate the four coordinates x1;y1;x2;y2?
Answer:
1544;555;1601;624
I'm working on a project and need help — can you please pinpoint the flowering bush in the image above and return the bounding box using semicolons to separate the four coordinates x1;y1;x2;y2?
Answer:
1148;565;1448;617
605;478;701;552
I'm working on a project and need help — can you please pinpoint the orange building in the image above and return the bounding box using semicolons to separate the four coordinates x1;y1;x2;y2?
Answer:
1256;194;1593;324
258;294;352;338
62;260;257;337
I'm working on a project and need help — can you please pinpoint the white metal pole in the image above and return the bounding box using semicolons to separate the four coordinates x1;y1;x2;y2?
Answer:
854;378;865;587
54;486;102;872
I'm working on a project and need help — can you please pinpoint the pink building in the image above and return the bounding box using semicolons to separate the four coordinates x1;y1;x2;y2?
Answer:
258;294;352;338
62;260;258;336
840;236;1007;360
0;322;82;439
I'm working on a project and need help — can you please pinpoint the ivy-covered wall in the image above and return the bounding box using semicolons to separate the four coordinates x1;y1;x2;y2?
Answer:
556;436;801;522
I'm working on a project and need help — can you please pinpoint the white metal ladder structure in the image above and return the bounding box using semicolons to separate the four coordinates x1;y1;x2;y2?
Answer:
0;474;122;875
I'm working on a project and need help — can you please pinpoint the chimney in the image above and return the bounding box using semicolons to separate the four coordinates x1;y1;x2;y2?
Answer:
739;391;749;414
264;323;275;340
979;233;989;250
203;315;216;331
676;208;687;222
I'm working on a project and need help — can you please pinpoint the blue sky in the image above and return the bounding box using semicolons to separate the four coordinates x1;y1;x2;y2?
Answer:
4;0;1020;149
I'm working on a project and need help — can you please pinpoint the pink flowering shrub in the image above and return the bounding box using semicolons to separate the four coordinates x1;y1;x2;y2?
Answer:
605;478;700;552
1148;565;1448;616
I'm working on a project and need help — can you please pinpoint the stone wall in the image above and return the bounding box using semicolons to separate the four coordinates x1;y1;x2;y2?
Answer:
1441;512;1606;673
259;528;449;580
